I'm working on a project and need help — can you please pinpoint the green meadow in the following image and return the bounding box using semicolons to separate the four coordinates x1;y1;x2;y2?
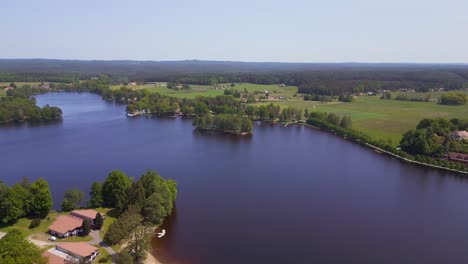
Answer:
315;96;468;144
3;81;468;145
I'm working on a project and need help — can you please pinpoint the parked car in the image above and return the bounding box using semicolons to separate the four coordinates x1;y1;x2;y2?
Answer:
49;236;57;241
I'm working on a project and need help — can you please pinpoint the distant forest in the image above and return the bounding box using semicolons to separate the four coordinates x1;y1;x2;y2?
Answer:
1;59;468;95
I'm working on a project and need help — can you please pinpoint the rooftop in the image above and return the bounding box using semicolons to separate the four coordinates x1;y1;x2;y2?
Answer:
452;131;468;138
43;251;66;264
49;215;83;234
57;242;99;258
448;152;468;160
71;209;100;219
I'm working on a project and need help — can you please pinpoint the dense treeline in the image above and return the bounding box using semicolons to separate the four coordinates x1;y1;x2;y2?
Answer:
400;118;468;157
95;170;177;238
0;97;62;122
193;114;253;134
0;85;62;123
96;170;177;263
0;178;53;224
380;92;433;102
1;60;468;96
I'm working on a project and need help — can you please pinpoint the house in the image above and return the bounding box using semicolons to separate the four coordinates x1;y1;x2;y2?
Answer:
71;209;103;226
4;86;14;91
451;131;468;141
447;152;468;164
37;83;50;89
277;83;286;87
56;243;99;263
43;251;66;264
48;215;83;238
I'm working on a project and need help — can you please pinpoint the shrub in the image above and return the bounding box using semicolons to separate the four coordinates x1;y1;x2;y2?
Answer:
29;219;41;229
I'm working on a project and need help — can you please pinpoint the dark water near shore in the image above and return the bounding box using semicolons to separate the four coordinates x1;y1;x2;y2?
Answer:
2;93;468;264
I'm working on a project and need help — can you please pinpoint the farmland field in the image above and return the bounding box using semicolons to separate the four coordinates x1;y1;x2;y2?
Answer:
252;90;468;145
0;82;44;87
316;96;468;144
95;83;468;144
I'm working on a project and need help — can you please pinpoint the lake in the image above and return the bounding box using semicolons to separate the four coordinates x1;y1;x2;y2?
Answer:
2;93;468;264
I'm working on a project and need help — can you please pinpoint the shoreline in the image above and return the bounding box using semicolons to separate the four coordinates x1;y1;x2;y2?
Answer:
145;251;162;264
299;123;468;175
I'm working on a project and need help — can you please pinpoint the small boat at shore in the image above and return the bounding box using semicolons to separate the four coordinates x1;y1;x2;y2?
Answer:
126;112;138;117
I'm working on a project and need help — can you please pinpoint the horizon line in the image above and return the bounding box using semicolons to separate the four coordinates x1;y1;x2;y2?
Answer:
0;58;467;65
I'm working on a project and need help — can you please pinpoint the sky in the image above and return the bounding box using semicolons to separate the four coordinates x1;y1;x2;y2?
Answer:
2;0;468;63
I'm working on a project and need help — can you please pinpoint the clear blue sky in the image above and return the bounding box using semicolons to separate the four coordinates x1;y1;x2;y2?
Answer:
2;0;468;63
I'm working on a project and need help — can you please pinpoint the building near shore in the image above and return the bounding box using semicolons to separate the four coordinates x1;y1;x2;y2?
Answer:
48;215;83;238
71;209;102;226
43;251;66;264
448;152;468;164
56;242;99;263
451;131;468;141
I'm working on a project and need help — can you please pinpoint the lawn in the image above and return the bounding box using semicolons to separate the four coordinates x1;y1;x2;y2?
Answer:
96;246;112;263
95;208;118;242
0;211;62;237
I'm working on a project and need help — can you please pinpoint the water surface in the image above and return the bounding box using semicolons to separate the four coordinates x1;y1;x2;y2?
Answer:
1;93;468;264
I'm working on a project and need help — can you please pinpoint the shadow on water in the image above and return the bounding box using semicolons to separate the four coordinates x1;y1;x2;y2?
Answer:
192;129;253;144
0;119;63;128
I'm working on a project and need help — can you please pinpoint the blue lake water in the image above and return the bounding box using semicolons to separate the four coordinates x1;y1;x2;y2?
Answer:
2;92;468;264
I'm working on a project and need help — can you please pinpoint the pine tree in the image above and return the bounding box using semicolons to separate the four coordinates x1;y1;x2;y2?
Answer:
94;213;103;230
81;219;91;236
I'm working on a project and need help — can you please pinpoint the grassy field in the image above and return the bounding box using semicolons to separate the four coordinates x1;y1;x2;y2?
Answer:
0;211;61;237
0;82;44;88
315;96;468;144
96;246;112;263
111;83;298;99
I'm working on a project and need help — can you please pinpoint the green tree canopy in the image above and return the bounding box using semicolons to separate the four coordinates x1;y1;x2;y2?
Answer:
88;182;103;208
81;219;91;236
95;213;104;230
29;178;53;218
61;188;85;211
102;170;132;212
0;230;47;264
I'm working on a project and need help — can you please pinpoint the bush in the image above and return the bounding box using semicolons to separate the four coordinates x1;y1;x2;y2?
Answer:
98;256;111;263
439;93;467;105
29;219;41;229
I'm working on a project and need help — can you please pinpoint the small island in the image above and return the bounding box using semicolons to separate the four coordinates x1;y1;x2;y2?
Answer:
193;114;253;135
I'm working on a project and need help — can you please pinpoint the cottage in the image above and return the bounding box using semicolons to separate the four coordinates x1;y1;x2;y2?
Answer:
128;82;137;86
4;86;14;91
37;83;50;89
56;243;99;263
451;131;468;141
71;209;102;226
43;251;66;264
48;215;83;238
447;152;468;164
